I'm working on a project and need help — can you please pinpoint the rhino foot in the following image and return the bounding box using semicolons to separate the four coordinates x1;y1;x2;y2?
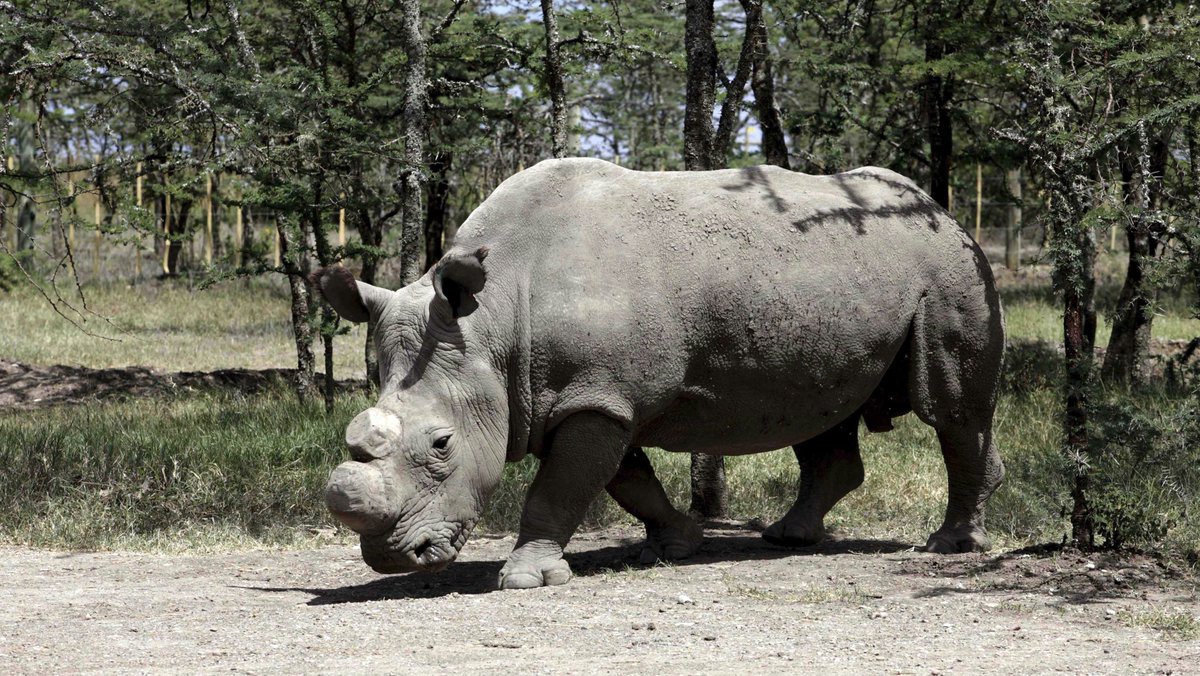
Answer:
925;525;991;554
638;518;704;564
761;519;825;548
498;541;572;589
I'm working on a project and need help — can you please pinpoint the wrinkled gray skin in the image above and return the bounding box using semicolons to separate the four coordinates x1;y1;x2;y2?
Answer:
316;158;1005;590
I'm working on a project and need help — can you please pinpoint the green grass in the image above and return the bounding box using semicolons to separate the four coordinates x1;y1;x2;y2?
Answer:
0;388;372;551
11;383;1190;555
998;261;1199;345
0;278;368;379
1117;609;1200;641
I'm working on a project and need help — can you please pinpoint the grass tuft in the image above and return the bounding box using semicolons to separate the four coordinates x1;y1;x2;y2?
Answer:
1117;609;1200;641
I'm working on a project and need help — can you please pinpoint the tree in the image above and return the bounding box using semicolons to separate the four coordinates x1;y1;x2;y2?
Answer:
540;0;569;158
396;0;429;287
1099;8;1200;387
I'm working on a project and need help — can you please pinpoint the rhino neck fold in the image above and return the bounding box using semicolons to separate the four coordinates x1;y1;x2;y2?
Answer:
502;269;534;463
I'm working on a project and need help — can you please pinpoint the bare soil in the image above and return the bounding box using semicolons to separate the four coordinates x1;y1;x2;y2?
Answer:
2;524;1197;674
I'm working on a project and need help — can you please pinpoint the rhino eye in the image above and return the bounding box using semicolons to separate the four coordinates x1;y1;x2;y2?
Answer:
432;434;452;450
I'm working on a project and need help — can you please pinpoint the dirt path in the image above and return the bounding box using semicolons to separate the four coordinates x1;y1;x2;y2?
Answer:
1;525;1196;674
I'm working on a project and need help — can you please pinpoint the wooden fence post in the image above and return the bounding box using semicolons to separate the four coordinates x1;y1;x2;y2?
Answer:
162;189;171;275
205;173;214;265
93;188;101;278
67;176;76;272
338;192;346;247
1005;168;1022;271
135;162;143;279
235;205;243;268
3;155;12;251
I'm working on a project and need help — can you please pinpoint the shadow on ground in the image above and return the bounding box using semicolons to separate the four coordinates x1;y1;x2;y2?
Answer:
243;530;915;605
0;358;368;409
896;544;1199;606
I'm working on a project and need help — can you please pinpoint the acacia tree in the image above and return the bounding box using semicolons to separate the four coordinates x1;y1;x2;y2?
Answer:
1099;8;1200;386
997;0;1200;546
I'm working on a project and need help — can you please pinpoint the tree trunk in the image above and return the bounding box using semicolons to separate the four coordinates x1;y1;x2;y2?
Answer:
322;326;335;412
1102;134;1169;386
921;2;953;209
15;197;35;252
165;200;190;276
358;206;383;387
277;216;316;400
398;0;427;286
683;0;717;171
1005;168;1022;270
750;33;789;168
540;0;568;158
423;151;452;271
1064;280;1094;549
14;114;36;252
309;186;336;413
1055;205;1097;548
712;0;761;162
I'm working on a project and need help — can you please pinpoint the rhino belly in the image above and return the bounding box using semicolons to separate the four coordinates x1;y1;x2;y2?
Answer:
632;369;883;455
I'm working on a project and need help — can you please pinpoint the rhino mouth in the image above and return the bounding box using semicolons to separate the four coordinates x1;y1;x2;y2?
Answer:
359;521;471;574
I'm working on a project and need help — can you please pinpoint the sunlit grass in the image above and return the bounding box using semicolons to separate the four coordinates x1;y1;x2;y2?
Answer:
0;388;371;551
0;278;368;379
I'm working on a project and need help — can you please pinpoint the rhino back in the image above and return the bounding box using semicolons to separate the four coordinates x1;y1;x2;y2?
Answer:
453;158;992;454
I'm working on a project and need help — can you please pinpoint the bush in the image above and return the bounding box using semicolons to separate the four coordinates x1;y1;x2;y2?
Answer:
0;253;21;293
1088;389;1200;551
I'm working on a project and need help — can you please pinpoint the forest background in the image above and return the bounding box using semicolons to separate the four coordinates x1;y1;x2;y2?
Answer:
1;0;1199;559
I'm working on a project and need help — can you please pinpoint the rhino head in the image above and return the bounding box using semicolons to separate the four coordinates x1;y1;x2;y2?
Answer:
313;248;508;573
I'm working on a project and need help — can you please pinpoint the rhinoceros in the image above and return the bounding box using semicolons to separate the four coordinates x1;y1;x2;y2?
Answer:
314;158;1005;590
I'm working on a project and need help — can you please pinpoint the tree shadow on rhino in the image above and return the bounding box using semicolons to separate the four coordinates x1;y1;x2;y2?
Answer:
262;531;913;605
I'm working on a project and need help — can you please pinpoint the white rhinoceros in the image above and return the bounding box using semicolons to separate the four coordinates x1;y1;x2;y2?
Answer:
314;158;1005;589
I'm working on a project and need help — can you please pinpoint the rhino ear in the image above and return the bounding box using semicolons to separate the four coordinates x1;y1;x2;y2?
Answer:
433;246;489;319
309;267;392;323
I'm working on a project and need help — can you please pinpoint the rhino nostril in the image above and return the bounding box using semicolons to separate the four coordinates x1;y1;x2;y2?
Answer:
412;538;433;561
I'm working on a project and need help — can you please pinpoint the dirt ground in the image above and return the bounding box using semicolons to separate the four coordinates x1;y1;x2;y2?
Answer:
1;523;1197;675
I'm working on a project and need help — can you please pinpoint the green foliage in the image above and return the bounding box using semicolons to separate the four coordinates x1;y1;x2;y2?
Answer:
1088;389;1200;550
0;249;20;292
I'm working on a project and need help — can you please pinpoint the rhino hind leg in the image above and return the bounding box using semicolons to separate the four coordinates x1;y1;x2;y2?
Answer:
605;447;704;564
763;414;864;548
924;425;1002;553
907;290;1006;553
499;411;632;590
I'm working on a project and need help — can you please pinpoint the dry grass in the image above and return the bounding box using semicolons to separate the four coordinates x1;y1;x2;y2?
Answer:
0;278;368;379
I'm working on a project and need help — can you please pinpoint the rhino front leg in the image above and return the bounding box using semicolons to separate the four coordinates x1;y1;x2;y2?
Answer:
763;414;864;547
606;447;704;564
499;411;630;590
